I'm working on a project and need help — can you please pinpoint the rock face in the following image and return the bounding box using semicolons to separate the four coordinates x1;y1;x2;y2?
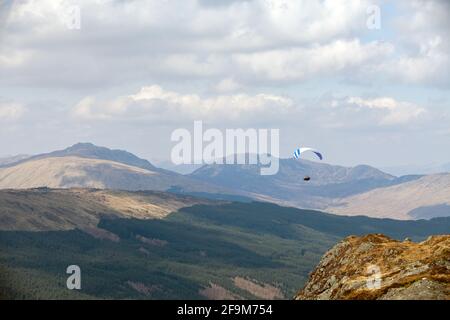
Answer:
295;234;450;300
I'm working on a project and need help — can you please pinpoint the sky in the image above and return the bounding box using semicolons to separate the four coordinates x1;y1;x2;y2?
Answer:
0;0;449;168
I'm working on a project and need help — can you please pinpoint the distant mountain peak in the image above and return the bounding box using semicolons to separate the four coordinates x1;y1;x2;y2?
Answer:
64;142;124;154
49;142;159;172
0;143;231;192
0;142;160;173
66;142;96;149
62;142;112;157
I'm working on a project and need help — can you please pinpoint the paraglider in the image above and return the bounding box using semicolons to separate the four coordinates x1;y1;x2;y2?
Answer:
293;147;323;161
293;147;323;182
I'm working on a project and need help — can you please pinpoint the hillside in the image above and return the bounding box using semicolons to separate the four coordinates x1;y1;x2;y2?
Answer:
0;156;162;190
1;189;449;299
327;173;450;220
295;234;450;300
0;188;215;231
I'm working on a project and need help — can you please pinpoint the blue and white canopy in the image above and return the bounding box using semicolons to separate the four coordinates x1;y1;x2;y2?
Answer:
293;147;323;161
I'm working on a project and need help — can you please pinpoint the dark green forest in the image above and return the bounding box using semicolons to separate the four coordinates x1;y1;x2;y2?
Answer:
1;202;449;299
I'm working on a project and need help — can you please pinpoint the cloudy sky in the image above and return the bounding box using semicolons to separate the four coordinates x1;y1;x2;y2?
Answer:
0;0;449;169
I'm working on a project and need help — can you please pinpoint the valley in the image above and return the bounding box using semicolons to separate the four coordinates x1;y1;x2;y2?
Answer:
1;188;449;299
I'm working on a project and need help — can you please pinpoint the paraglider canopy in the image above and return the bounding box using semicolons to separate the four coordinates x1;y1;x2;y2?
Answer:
293;147;323;161
294;147;323;182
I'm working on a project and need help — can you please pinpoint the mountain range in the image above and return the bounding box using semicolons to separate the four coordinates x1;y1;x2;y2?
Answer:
0;142;449;220
187;159;421;209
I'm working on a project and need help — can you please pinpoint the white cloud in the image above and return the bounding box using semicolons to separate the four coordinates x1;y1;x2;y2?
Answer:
1;0;448;89
233;39;393;81
0;102;26;121
285;95;430;141
72;84;294;124
214;77;242;93
72;96;107;120
345;97;426;125
378;0;450;86
71;84;430;131
0;50;31;68
378;34;449;86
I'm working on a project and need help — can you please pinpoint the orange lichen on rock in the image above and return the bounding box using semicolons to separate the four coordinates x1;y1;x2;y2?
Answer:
295;234;450;300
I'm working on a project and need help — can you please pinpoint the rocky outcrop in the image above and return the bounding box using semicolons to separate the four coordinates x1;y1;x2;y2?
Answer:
295;234;449;300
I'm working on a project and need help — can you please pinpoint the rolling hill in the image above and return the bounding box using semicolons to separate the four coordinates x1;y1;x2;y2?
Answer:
0;143;229;195
326;173;450;220
0;143;159;172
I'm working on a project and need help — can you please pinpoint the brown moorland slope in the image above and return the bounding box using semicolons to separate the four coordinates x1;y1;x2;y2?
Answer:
0;188;217;232
0;156;225;193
